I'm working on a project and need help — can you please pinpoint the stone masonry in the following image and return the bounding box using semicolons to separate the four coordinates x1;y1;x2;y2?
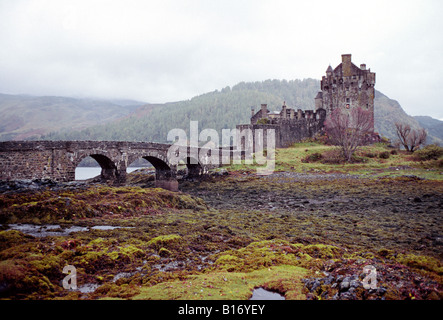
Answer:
0;141;222;191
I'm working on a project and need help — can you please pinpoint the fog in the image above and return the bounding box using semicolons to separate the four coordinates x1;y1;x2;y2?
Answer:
0;0;442;118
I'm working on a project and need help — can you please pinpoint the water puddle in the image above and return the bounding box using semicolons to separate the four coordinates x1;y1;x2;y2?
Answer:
112;272;137;282
91;225;133;231
7;224;88;237
78;283;100;293
5;224;133;237
249;287;285;300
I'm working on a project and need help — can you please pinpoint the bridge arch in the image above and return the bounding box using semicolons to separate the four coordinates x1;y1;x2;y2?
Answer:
73;153;120;181
127;151;178;191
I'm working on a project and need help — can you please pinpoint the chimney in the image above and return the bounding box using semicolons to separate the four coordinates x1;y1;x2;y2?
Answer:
342;54;352;77
261;104;268;118
251;107;255;117
360;64;366;71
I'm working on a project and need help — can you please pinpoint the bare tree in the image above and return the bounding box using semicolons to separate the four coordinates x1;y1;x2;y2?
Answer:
394;122;427;152
325;107;373;162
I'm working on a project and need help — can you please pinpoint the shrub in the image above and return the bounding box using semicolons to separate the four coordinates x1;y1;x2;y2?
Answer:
413;144;443;161
364;152;377;158
302;152;323;163
320;149;345;164
256;118;269;125
378;151;390;159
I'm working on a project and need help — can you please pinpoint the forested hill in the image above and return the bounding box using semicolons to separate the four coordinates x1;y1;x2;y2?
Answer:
36;79;442;144
41;79;320;142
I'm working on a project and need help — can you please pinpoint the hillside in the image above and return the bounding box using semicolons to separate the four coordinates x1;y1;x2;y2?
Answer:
0;93;144;141
41;79;320;142
2;79;441;144
414;116;443;145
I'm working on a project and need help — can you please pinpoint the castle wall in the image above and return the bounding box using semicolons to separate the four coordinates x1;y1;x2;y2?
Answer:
236;108;325;150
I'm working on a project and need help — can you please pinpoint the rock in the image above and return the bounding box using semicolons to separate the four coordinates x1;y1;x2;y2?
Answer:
376;287;387;296
340;281;350;292
311;280;321;292
350;280;360;288
339;292;355;300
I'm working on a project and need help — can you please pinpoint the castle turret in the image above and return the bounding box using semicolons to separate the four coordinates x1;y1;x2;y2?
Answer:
315;91;323;110
281;102;287;119
342;54;352;77
326;65;333;77
261;104;268;119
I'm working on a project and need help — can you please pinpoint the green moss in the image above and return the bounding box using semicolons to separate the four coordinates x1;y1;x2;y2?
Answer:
212;240;323;273
0;259;55;298
395;253;443;275
158;247;172;257
94;282;141;299
0;230;31;251
147;234;182;250
215;254;243;272
30;255;65;278
134;265;309;300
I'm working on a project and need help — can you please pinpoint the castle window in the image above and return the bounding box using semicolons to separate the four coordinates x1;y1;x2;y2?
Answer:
346;98;350;103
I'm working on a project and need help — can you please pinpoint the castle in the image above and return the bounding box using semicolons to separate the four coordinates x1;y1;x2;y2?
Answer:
236;54;376;148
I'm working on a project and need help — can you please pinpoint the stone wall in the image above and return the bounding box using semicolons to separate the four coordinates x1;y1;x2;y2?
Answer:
237;108;326;150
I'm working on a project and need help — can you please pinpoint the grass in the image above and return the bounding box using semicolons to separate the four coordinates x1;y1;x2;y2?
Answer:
222;142;443;180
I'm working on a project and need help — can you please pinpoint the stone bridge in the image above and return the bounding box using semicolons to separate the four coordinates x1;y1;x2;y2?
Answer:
0;141;232;191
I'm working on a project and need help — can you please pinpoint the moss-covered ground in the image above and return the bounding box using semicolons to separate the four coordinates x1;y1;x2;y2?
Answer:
0;143;442;300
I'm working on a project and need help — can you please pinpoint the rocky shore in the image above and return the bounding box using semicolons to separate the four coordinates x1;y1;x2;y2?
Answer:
0;171;442;300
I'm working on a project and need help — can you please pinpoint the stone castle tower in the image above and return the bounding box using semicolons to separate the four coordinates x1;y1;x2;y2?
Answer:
315;54;376;130
236;54;376;149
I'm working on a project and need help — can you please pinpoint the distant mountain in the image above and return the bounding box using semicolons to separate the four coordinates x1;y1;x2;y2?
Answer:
2;79;440;145
373;91;422;141
0;93;145;140
413;116;443;144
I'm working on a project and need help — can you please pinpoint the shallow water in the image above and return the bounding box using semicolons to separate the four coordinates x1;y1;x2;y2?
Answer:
249;287;285;300
75;166;147;180
6;224;132;237
7;224;88;237
78;283;100;293
91;225;133;231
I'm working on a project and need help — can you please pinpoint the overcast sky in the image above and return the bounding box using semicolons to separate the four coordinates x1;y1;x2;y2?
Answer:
0;0;442;119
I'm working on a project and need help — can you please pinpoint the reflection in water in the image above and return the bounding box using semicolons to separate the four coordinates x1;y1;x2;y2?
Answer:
75;167;146;180
250;287;285;300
